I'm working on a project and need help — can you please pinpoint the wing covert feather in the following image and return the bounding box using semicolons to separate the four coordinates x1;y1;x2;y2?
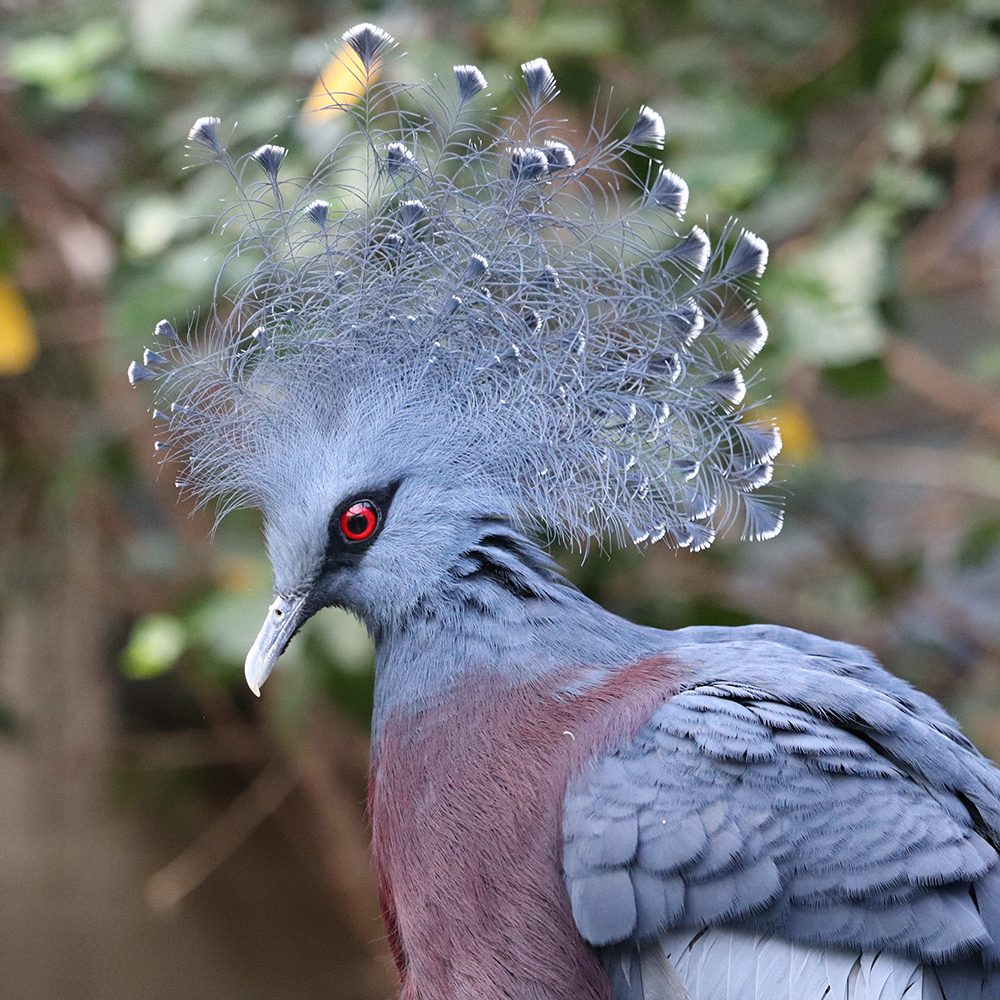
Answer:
563;638;1000;987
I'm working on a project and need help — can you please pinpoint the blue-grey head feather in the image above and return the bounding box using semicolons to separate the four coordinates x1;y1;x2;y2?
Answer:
128;23;782;558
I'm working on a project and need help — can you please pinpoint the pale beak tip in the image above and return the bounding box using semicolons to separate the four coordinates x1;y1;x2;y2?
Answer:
244;593;307;700
244;652;268;697
244;651;266;697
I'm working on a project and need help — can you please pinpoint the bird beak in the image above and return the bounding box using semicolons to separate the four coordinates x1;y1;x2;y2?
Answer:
244;593;308;697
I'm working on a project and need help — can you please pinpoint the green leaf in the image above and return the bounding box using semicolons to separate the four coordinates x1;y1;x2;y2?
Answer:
821;357;891;396
0;702;20;735
123;614;187;680
941;34;1000;82
969;344;1000;381
123;196;184;258
489;11;619;60
6;21;124;109
6;35;77;88
775;216;890;365
189;585;273;671
958;518;1000;570
303;606;372;673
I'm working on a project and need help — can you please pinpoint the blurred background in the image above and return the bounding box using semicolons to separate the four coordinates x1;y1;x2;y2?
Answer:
1;0;999;997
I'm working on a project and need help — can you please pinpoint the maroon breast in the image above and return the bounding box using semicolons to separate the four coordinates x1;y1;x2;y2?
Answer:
369;658;681;1000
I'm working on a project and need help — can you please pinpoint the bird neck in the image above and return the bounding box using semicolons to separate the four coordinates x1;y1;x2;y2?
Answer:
371;519;663;735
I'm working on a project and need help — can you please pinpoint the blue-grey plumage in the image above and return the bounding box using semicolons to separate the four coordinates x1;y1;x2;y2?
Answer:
568;627;1000;998
130;23;782;553
127;23;1000;1000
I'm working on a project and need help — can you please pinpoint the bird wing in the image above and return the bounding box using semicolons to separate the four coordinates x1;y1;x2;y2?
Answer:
562;635;1000;999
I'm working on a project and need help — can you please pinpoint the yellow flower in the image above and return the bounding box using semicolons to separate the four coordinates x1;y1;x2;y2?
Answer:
301;42;374;125
771;400;818;462
0;275;38;376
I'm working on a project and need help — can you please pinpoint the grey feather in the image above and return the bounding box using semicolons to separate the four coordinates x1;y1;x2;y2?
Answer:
453;64;487;102
303;199;329;227
566;630;1000;995
187;115;221;153
153;319;178;342
645;927;933;999
646;168;689;215
626;106;666;150
509;146;550;182
342;22;394;71
250;143;286;182
715;310;768;358
128;27;783;553
722;229;768;278
639;946;690;1000
127;361;156;385
521;57;558;106
383;141;415;173
142;349;169;368
601;943;691;1000
542;139;576;169
668;227;711;270
569;869;637;945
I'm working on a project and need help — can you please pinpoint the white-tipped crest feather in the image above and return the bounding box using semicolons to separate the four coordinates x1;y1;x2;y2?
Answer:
129;25;783;552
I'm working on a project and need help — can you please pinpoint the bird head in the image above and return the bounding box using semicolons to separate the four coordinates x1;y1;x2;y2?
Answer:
128;23;783;695
240;404;516;694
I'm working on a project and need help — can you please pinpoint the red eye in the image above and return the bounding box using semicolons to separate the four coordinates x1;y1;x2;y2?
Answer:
339;500;379;542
